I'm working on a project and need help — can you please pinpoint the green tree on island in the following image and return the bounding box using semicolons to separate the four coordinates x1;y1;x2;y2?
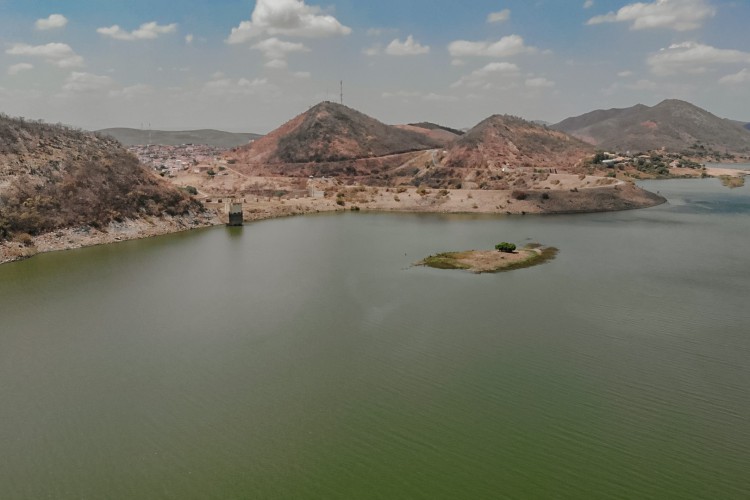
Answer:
495;242;516;253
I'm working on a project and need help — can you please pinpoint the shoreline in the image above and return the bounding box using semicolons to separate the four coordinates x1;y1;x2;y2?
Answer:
1;182;664;266
0;211;220;266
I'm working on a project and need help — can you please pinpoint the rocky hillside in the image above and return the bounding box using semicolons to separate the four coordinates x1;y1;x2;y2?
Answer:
395;122;461;146
99;128;261;148
0;113;200;240
405;115;590;188
446;115;592;169
231;101;443;165
554;99;750;153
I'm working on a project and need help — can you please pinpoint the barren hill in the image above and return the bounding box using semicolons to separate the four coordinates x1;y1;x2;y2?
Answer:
99;128;261;148
394;123;459;146
232;101;443;165
447;115;592;168
554;99;750;153
401;115;593;189
0;113;200;240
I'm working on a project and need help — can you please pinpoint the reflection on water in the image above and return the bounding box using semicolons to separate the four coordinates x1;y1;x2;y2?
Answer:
1;178;749;498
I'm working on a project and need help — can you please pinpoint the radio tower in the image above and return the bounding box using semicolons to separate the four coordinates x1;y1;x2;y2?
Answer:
340;80;343;105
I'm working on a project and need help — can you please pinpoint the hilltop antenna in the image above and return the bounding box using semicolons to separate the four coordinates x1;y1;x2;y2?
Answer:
340;80;343;105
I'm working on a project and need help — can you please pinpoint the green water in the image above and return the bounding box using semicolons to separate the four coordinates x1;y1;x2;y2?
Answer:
1;179;749;499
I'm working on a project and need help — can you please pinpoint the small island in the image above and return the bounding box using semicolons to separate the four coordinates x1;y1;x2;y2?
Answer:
418;242;558;274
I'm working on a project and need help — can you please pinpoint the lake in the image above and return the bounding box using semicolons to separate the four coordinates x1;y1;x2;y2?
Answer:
1;178;749;499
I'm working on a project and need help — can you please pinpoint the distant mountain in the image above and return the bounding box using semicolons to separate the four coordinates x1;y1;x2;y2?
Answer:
233;101;443;165
98;128;261;148
554;99;750;153
395;123;461;146
1;114;198;240
407;122;465;136
444;114;592;171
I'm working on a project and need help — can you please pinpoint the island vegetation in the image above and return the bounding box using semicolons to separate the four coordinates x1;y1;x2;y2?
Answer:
719;175;745;188
419;242;558;274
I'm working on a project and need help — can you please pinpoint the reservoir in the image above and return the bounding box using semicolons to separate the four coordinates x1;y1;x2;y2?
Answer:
1;178;749;498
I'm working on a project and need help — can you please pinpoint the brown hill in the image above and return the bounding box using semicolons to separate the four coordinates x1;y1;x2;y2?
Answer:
232;101;443;165
554;99;750;153
394;124;459;146
448;115;593;168
401;115;592;189
0;113;200;240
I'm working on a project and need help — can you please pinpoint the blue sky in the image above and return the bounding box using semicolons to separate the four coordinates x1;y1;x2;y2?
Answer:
1;0;749;132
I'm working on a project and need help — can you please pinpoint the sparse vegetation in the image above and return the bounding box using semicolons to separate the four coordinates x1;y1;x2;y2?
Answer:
495;242;516;253
0;114;199;241
719;176;745;188
419;243;558;273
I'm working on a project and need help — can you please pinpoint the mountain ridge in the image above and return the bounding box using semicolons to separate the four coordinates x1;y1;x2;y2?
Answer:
98;128;261;148
554;99;750;153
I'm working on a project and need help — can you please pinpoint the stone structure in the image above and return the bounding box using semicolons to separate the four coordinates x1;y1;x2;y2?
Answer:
226;199;243;226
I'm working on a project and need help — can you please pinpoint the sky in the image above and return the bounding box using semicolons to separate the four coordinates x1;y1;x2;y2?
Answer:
1;0;749;133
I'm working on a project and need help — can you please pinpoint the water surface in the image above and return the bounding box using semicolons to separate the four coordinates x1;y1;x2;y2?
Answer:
1;178;749;498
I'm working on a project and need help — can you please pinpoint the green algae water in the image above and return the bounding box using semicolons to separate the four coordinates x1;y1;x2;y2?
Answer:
1;178;749;499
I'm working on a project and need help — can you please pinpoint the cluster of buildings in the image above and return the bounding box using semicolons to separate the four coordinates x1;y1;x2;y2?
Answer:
128;144;228;176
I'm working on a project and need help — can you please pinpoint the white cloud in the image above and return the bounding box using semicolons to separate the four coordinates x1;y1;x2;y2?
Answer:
227;0;351;44
63;72;115;92
525;77;555;88
448;35;536;58
203;77;277;96
719;68;750;85
583;0;595;8
292;71;311;79
385;36;430;56
648;42;750;76
5;43;84;68
451;59;466;66
97;22;178;41
185;34;194;44
587;0;715;31
36;14;68;31
618;70;634;77
266;59;288;69
451;61;520;89
362;44;381;56
487;9;511;23
252;37;310;60
8;63;34;76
